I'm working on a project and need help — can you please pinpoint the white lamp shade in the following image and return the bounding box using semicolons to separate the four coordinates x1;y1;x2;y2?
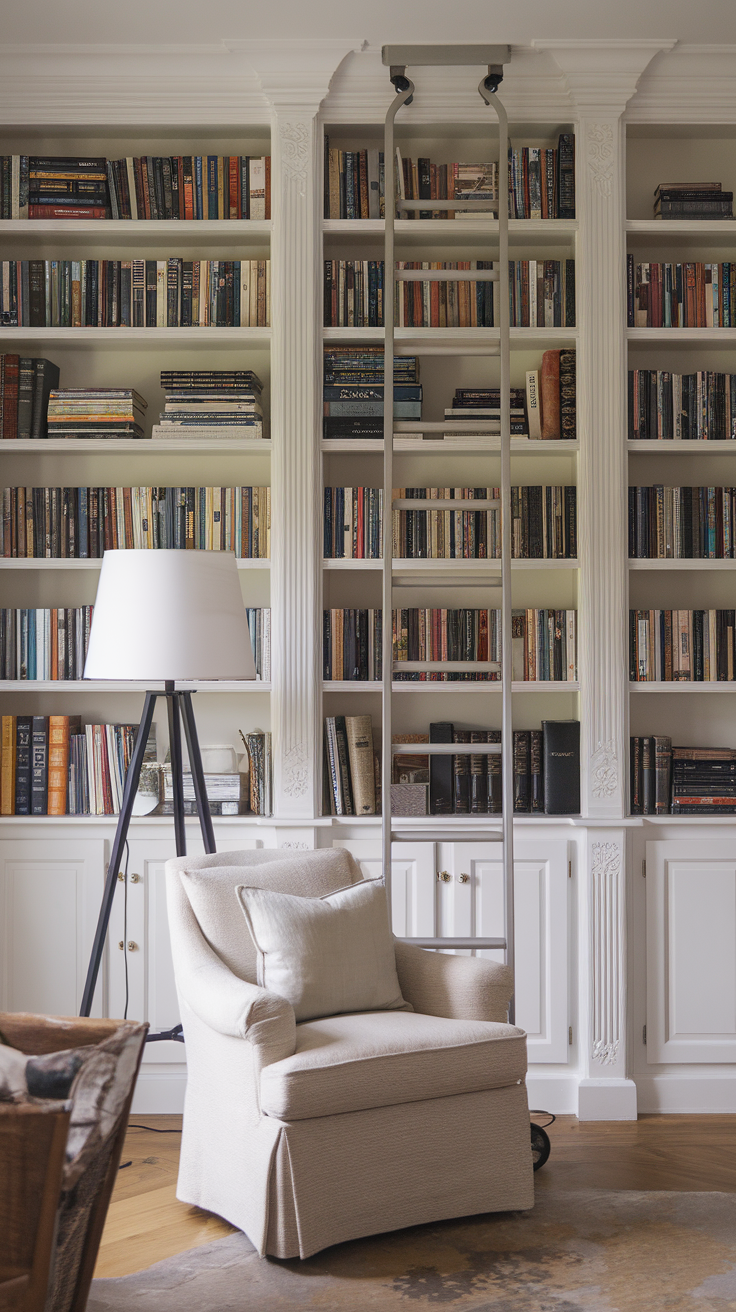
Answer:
84;550;256;681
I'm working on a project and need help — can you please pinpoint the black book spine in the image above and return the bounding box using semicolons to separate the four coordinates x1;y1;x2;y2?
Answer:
470;729;488;814
429;721;454;815
30;359;61;439
630;736;642;814
653;735;672;815
31;715;48;815
334;715;354;815
453;728;471;814
557;133;575;219
642;736;655;814
15;716;33;815
530;729;544;813
542;719;580;814
513;730;531;813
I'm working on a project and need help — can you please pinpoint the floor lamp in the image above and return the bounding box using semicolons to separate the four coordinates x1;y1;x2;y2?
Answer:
79;550;256;1026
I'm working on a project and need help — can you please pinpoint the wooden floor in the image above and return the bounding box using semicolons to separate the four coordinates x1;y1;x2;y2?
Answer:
94;1112;736;1279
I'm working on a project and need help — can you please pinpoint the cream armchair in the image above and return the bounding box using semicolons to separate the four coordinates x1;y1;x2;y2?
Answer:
165;848;534;1260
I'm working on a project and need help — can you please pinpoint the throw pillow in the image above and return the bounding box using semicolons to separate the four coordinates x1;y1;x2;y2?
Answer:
235;879;408;1022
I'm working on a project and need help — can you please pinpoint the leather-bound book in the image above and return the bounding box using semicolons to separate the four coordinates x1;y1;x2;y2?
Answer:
540;349;561;439
542;720;580;814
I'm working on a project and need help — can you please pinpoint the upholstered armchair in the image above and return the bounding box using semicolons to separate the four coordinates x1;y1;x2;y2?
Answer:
165;847;534;1260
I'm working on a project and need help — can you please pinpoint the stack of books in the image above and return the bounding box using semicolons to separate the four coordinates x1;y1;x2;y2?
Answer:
28;156;110;220
629;486;736;559
0;259;271;328
654;182;733;220
106;155;270;220
630;609;735;682
154;370;264;439
443;387;528;439
0;607;93;680
628;369;736;441
630;738;736;815
627;259;736;327
323;347;419;441
0;356;60;439
47;388;148;439
161;767;247;816
1;486;271;558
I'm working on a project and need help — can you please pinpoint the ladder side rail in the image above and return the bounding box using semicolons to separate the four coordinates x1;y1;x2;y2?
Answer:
479;78;515;1021
382;76;416;916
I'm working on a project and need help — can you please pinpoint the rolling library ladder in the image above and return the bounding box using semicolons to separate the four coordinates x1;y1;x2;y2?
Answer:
380;45;517;1016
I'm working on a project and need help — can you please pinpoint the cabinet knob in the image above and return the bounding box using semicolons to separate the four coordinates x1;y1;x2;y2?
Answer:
437;870;451;883
459;873;470;884
130;873;140;884
127;941;138;951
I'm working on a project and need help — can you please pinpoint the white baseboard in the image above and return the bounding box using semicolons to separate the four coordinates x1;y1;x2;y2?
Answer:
578;1078;638;1121
131;1068;187;1114
636;1074;736;1114
526;1074;580;1115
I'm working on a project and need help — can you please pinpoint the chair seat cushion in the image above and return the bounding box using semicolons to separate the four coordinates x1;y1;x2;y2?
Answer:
259;1010;527;1121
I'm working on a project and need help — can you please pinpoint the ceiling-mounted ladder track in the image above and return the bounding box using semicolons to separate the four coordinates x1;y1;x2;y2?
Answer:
379;45;516;1018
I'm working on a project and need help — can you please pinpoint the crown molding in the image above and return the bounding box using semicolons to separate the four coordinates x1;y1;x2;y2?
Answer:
224;38;365;113
627;43;736;122
534;38;676;115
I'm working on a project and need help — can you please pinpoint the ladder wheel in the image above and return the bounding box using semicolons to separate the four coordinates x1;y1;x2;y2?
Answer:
530;1123;551;1171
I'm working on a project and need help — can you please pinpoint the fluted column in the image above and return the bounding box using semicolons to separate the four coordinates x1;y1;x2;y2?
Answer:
234;40;360;817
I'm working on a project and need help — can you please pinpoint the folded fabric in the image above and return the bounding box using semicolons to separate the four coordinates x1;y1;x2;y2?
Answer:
235;879;408;1022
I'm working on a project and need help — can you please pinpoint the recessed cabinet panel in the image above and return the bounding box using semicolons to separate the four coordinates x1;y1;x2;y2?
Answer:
646;840;736;1064
0;840;105;1016
443;839;569;1064
333;839;436;938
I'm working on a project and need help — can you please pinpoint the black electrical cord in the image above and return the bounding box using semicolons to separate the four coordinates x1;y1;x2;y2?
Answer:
127;1124;182;1132
122;840;130;1021
529;1110;556;1129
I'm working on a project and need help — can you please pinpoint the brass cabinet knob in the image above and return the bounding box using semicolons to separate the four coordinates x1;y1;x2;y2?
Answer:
459;873;470;884
437;870;451;883
127;941;138;951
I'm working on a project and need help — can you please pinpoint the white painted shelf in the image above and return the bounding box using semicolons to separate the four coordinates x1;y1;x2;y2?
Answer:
628;558;736;570
0;680;272;693
0;219;271;239
628;440;736;454
0;327;271;345
323;558;579;571
322;438;579;454
627;327;736;345
629;681;736;692
626;218;736;244
0;557;271;570
323;680;579;693
1;438;272;454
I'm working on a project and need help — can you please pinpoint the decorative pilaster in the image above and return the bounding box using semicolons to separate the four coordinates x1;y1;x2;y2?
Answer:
232;40;361;818
534;40;673;820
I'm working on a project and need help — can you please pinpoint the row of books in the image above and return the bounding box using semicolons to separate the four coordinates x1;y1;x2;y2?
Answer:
628;486;736;559
322;486;578;560
0;714;139;816
0;608;92;681
1;486;271;559
322;259;576;328
0;154;271;221
0;259;271;328
628;370;736;441
630;609;735;683
630;737;736;815
627;259;736;328
48;389;147;440
0;355;59;440
653;182;733;220
323;140;575;220
322;607;578;683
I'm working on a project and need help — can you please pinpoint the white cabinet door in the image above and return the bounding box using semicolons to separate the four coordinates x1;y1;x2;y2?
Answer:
0;839;106;1017
646;839;736;1064
332;838;436;938
440;838;570;1064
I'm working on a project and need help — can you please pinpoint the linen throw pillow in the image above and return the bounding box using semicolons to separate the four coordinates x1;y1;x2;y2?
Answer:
235;879;408;1022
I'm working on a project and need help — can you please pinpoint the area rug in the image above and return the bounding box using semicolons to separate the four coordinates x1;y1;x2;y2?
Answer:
88;1188;736;1311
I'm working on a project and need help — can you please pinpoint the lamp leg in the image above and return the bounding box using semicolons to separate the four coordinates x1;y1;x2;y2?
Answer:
166;684;186;857
179;691;216;855
80;691;158;1018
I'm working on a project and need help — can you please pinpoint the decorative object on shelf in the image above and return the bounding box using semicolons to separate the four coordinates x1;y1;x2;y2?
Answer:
79;548;256;1023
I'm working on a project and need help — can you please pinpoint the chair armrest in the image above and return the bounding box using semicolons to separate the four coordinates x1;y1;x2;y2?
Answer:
394;939;514;1023
166;868;296;1068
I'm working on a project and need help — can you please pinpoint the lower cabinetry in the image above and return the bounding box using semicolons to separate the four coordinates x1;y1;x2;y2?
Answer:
2;817;735;1115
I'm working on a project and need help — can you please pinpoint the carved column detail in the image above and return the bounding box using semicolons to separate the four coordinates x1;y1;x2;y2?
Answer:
269;109;322;817
590;839;624;1065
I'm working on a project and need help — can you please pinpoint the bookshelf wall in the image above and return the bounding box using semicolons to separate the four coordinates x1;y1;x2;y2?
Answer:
2;39;736;1117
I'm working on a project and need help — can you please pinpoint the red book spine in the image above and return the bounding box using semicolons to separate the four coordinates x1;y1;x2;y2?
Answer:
229;157;239;219
265;156;271;220
29;205;108;220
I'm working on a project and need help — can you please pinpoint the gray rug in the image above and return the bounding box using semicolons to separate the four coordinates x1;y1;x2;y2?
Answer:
88;1188;736;1311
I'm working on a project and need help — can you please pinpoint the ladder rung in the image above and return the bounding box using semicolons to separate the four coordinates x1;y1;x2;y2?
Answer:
392;743;502;755
392;660;501;672
397;199;498;211
395;269;498;282
391;829;503;842
392;499;499;510
397;937;506;950
394;422;504;432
